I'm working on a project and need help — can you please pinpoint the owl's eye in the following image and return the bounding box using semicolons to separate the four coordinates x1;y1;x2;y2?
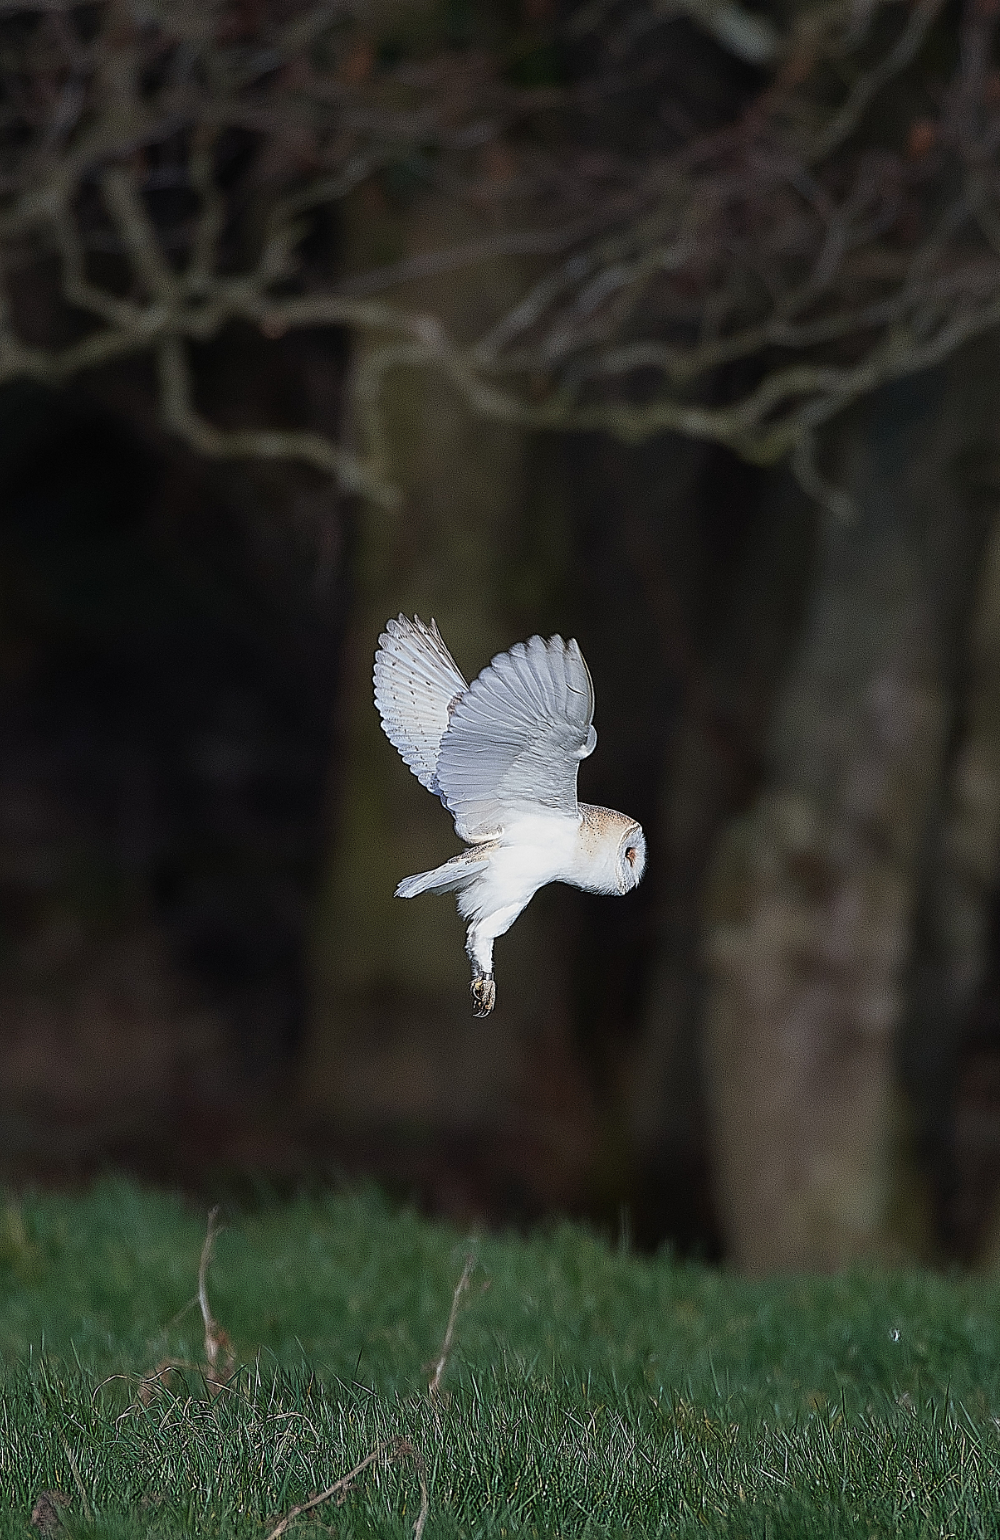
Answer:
625;846;637;866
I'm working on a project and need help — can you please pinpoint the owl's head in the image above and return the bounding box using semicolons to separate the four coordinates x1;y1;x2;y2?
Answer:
576;805;647;895
618;823;647;894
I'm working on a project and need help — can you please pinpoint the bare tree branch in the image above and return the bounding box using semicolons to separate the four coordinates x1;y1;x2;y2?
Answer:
0;0;995;510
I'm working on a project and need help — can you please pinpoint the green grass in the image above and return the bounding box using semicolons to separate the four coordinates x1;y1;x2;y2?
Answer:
2;1180;1000;1536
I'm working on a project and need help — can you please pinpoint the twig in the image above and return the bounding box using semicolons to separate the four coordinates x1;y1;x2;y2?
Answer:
263;1437;428;1540
155;338;397;508
263;1444;387;1540
808;0;948;162
791;430;856;522
428;1254;475;1400
197;1204;235;1389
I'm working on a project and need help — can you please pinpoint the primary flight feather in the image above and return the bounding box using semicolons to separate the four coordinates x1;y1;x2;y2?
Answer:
374;615;646;1016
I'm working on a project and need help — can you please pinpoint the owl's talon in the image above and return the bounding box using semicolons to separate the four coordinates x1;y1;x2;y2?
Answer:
471;975;496;1017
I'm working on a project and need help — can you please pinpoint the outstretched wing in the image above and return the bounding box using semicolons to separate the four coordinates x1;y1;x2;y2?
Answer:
374;614;468;791
433;634;597;840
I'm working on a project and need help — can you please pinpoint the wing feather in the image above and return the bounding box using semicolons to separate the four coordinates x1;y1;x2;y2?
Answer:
374;615;468;790
433;634;597;839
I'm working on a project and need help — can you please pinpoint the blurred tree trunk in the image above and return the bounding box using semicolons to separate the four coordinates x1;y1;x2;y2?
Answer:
906;505;1000;1253
559;430;714;1235
700;367;987;1272
902;346;1000;1256
622;454;817;1249
299;170;592;1203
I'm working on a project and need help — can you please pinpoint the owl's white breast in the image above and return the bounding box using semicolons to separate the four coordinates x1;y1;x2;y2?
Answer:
495;811;584;891
456;812;582;923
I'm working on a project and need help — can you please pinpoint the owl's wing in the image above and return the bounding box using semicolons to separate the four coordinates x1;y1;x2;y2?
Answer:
374;614;468;791
433;634;597;840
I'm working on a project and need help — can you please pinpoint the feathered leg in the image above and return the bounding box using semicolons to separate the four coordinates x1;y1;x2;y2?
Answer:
464;900;527;1018
466;926;496;1018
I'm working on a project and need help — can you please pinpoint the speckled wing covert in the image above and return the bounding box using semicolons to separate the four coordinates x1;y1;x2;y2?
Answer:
374;615;468;792
434;633;597;840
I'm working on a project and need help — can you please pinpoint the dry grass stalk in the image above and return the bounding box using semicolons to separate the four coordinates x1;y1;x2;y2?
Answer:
198;1205;236;1391
428;1254;475;1401
131;1207;236;1405
135;1357;218;1405
137;1359;186;1406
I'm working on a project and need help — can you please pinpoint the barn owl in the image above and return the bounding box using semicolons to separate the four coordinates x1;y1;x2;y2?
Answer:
374;615;646;1017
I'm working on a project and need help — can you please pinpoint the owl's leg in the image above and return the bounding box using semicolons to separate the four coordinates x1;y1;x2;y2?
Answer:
470;973;496;1018
466;901;528;1017
466;925;496;1018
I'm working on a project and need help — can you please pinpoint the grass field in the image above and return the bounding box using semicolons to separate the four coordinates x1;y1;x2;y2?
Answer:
2;1180;1000;1537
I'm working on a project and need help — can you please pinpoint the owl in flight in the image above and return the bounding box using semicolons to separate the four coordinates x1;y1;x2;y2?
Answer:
374;615;646;1017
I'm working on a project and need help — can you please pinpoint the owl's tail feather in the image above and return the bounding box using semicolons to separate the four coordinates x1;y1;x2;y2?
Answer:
396;852;489;899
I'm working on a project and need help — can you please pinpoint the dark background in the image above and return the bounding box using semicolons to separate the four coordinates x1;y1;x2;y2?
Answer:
3;0;1000;1273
